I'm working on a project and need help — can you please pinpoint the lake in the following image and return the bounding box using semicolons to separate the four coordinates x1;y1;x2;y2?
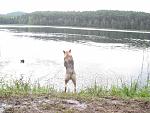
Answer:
0;25;150;91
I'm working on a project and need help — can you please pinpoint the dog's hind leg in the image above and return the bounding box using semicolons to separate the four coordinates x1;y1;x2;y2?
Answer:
65;75;69;93
71;74;76;93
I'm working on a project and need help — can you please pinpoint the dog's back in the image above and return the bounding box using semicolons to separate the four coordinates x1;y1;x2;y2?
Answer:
64;54;75;74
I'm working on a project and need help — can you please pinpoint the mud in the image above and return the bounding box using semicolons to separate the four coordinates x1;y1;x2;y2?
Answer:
0;96;150;113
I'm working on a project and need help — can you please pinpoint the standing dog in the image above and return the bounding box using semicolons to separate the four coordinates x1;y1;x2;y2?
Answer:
63;49;76;93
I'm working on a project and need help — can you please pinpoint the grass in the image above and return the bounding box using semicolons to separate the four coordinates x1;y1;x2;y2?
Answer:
0;77;56;97
0;77;150;100
78;80;150;99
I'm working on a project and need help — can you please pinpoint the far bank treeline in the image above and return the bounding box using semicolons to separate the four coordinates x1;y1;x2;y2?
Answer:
0;10;150;30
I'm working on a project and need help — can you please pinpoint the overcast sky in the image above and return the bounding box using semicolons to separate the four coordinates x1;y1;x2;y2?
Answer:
0;0;150;14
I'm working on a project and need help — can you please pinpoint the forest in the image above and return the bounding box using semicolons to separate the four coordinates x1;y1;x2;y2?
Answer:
0;10;150;30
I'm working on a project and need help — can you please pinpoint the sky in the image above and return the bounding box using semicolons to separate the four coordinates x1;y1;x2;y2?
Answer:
0;0;150;14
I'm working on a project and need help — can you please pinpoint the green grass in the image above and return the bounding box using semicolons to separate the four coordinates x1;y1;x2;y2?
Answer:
78;80;150;100
0;78;56;97
0;77;150;100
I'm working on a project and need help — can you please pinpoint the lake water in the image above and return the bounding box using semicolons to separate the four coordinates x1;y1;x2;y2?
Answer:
0;25;150;91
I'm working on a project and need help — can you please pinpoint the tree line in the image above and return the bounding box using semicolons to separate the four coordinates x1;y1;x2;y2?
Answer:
0;10;150;30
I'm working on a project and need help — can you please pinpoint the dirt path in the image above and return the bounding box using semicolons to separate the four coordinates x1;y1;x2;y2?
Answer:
0;96;150;113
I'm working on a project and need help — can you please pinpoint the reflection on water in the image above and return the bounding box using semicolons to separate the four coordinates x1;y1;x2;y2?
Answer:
3;26;150;48
0;25;150;91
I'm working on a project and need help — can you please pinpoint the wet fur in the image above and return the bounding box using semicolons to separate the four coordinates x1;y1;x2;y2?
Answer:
63;49;76;93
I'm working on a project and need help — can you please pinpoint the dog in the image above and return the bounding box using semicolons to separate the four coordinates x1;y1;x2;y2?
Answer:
63;49;76;93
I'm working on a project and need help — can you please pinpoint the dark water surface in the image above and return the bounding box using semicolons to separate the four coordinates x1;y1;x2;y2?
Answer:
0;25;150;91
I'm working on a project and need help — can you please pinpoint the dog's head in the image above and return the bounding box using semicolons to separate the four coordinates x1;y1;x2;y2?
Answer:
63;49;72;59
63;49;72;58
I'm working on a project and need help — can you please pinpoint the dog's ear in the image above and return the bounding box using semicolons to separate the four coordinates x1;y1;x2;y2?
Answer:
63;50;65;54
69;49;71;53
